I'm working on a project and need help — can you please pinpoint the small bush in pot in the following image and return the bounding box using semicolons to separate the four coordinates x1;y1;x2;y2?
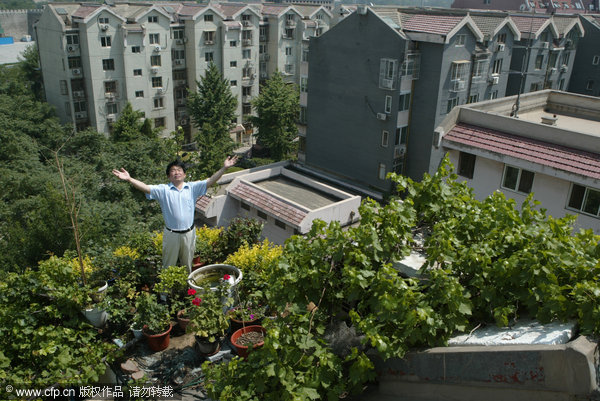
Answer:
135;292;171;335
187;276;232;343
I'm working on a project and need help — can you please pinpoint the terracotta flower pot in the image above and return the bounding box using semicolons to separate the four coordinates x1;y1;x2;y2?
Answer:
177;309;190;331
229;316;263;333
143;324;172;352
230;325;266;358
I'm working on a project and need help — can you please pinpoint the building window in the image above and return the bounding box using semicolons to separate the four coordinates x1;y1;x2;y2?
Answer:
243;66;253;78
100;36;111;47
148;15;158;23
447;97;459;113
381;130;389;147
134;69;142;76
398;93;410;111
106;102;118;115
450;61;469;88
242;49;251;59
559;78;565;90
284;28;294;39
300;76;308;93
230;40;237;47
535;54;544;70
384;95;392;113
530;82;542;92
586;80;594;91
492;58;502;75
132;46;141;53
99;17;109;24
380;58;397;89
378;163;387;180
302;48;309;62
275;219;286;230
204;14;213;22
60;80;68;95
230;61;237;68
135;90;144;98
231;80;237;87
257;210;267;220
502;165;534;194
173;29;184;40
396;126;408;145
299;106;307;124
150;55;161;66
497;33;506;43
74;100;87;112
473;59;486;78
241;201;250;211
102;59;115;71
68;57;81;69
66;34;79;45
562;52;571;66
467;94;479;104
568;184;600;217
205;52;214;62
172;49;185;61
455;34;466;46
593;55;600;65
242;86;252;97
458;152;476;179
149;33;160;45
205;31;215;44
154;117;165;128
152;77;163;88
104;81;116;94
286;47;293;56
242;103;252;115
490;90;498;99
153;97;164;109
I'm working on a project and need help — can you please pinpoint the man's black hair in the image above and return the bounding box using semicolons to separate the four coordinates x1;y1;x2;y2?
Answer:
166;160;186;176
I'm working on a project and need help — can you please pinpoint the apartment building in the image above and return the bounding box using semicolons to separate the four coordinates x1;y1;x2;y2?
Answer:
506;14;582;95
303;7;584;192
35;1;328;141
430;90;600;234
569;15;600;97
452;0;598;13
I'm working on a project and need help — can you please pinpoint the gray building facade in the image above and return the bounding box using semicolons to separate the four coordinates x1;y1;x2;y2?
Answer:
569;15;600;97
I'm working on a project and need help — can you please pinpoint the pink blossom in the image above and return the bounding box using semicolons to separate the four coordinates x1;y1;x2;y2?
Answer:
192;297;201;306
249;314;255;320
223;274;231;281
188;288;196;296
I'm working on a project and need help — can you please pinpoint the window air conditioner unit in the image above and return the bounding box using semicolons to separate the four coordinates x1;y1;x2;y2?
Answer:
496;43;505;52
205;40;214;45
175;59;183;65
157;88;165;94
106;114;115;122
75;112;86;119
67;45;78;52
73;90;84;97
381;78;394;89
565;39;573;48
490;75;499;85
105;92;115;99
376;112;387;121
72;68;81;75
100;24;109;31
154;45;161;52
176;39;184;45
560;64;568;72
550;67;557;73
180;118;188;125
151;67;159;74
542;42;549;49
243;20;251;27
394;146;405;158
452;80;466;91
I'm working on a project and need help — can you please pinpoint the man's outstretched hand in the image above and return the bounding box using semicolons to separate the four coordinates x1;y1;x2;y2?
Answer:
224;155;239;169
112;168;131;181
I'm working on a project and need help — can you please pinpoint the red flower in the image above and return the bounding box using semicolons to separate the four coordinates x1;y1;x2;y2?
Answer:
192;297;201;305
223;274;231;281
188;288;196;296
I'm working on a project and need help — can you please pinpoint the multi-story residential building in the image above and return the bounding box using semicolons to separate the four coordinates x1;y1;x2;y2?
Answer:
303;6;584;193
506;14;582;96
35;1;327;143
569;15;600;97
452;0;598;13
430;90;600;234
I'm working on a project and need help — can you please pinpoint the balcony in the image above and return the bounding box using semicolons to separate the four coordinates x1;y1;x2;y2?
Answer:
242;39;252;47
260;53;270;61
450;80;466;92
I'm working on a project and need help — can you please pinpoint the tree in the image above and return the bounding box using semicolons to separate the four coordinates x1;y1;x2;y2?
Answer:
251;72;299;161
186;63;236;178
111;102;155;142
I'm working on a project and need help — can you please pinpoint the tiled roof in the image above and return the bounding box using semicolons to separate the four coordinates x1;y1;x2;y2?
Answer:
552;15;578;34
399;13;466;35
261;4;290;16
178;5;205;17
195;194;212;213
216;4;247;17
470;15;507;36
444;123;600;180
511;15;549;34
72;5;100;19
228;181;308;226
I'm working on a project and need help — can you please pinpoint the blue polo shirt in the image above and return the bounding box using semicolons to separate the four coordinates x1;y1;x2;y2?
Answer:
146;180;208;230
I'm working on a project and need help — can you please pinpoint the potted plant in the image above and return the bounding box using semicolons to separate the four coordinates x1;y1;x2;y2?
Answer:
230;324;266;358
227;299;266;332
193;226;223;268
135;292;172;352
187;275;233;355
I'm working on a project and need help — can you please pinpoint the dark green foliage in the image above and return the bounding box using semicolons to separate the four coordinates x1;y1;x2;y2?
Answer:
186;63;237;178
251;72;299;160
213;217;264;263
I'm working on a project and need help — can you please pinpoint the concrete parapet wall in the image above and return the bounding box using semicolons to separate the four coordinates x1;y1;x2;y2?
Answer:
376;336;598;400
0;10;41;39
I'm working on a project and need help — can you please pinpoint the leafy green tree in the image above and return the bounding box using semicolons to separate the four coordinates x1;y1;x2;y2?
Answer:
251;72;299;160
186;63;236;178
18;44;43;100
111;102;154;142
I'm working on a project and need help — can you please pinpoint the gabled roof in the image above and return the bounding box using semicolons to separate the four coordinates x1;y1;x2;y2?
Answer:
398;12;484;43
132;5;173;24
551;15;584;37
72;4;126;24
292;5;333;19
216;3;261;19
469;15;522;41
511;14;559;39
443;123;600;180
178;4;226;21
260;4;302;18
